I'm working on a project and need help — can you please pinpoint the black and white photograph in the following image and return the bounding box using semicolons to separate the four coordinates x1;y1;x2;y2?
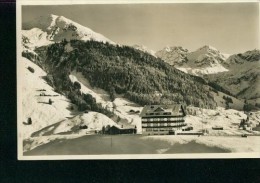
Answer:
17;0;260;159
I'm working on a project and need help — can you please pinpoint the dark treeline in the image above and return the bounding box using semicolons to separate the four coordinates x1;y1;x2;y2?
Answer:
35;39;218;109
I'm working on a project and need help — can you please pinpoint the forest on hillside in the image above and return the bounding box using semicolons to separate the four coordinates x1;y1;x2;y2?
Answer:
34;39;218;110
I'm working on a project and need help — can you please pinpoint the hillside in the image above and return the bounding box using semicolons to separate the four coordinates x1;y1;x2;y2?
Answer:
19;57;74;139
205;50;260;100
157;45;259;101
22;14;114;50
32;39;220;109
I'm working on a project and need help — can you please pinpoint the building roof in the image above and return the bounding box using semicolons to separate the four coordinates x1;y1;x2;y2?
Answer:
110;125;136;130
140;104;185;117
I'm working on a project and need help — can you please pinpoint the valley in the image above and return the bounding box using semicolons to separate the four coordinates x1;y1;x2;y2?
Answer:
19;14;260;155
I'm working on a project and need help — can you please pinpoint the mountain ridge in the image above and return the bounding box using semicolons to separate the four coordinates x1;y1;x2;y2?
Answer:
22;14;115;49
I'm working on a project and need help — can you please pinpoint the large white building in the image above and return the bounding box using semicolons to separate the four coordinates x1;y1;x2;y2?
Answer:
140;104;187;135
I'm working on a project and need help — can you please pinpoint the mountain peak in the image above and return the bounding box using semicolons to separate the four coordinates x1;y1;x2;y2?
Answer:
155;46;189;66
197;45;219;52
22;14;115;48
162;46;188;53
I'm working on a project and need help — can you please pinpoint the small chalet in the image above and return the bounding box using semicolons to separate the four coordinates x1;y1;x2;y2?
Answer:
107;125;137;135
140;104;187;135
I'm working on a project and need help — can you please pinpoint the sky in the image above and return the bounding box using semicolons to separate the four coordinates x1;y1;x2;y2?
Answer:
22;3;259;54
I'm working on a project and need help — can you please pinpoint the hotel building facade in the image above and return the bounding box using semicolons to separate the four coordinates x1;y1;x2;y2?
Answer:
140;104;187;135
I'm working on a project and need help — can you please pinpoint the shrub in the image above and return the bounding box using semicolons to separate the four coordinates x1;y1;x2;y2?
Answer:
27;66;35;73
48;98;53;105
73;81;81;90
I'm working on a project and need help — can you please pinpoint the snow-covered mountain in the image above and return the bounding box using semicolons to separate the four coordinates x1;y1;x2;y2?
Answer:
205;49;260;99
223;49;260;66
187;45;228;66
156;45;229;75
20;14;260;154
155;46;188;65
156;45;259;99
22;14;114;50
132;44;156;57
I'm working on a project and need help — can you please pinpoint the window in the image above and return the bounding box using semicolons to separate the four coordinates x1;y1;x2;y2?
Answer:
150;113;154;115
167;123;171;127
163;112;171;115
153;123;158;127
142;118;147;122
147;123;151;127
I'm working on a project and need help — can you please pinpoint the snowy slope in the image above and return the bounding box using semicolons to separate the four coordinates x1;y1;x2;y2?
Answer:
31;112;118;137
185;106;260;135
20;57;74;139
22;28;53;49
69;70;143;133
206;50;260;99
22;14;115;51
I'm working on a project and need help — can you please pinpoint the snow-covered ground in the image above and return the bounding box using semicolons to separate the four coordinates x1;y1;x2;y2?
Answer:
22;28;53;49
142;135;260;153
177;65;228;76
20;59;260;154
32;112;117;137
185;106;260;135
23;14;115;45
19;57;73;139
23;111;118;152
69;71;143;132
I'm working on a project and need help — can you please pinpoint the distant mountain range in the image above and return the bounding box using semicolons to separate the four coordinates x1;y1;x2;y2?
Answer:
156;45;229;75
205;49;260;99
20;14;260;152
155;45;260;100
21;14;259;102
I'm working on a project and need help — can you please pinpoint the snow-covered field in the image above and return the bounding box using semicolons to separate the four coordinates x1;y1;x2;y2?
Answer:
142;135;260;153
19;57;73;139
186;106;260;135
23;111;118;152
177;64;228;76
69;70;143;132
20;59;260;154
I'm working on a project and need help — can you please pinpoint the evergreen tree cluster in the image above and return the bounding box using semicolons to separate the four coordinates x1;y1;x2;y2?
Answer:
223;95;233;104
36;39;218;109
